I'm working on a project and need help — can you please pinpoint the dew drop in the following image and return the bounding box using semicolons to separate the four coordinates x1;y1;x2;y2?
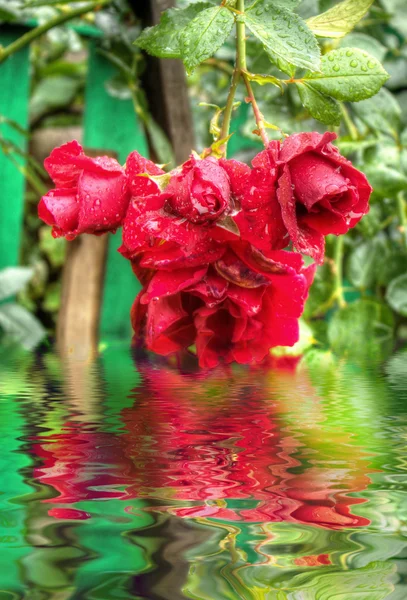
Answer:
346;50;353;57
328;54;335;62
333;65;340;72
350;59;358;68
367;60;376;69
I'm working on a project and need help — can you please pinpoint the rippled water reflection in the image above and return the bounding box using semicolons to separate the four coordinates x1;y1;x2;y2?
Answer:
1;344;407;599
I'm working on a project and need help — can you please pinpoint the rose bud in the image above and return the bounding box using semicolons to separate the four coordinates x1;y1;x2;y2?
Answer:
38;140;129;239
163;155;232;224
275;132;372;264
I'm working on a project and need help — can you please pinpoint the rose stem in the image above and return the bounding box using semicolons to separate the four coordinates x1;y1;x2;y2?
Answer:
0;0;112;65
340;104;358;141
333;236;346;308
242;72;269;147
397;191;407;246
220;0;268;154
219;1;245;154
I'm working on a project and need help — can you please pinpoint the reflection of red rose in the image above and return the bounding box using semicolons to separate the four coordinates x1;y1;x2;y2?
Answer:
38;141;129;239
120;362;372;528
33;427;137;503
274;132;372;263
132;244;315;368
31;361;372;530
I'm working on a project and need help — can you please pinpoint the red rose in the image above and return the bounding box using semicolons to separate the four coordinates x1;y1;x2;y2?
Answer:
120;155;246;271
221;152;287;253
38;140;129;239
274;132;372;263
131;243;315;368
164;155;232;223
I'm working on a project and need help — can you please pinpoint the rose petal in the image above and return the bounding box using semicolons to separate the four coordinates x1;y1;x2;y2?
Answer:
44;140;84;187
141;266;207;303
277;165;325;264
289;152;349;210
38;189;79;238
77;170;129;233
219;158;251;203
146;295;193;355
279;131;337;164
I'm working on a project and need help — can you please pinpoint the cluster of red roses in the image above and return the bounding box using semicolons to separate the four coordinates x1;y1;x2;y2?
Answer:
39;133;371;367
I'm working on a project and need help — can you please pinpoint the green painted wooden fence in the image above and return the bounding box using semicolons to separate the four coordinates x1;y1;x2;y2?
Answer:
0;28;30;271
0;27;146;341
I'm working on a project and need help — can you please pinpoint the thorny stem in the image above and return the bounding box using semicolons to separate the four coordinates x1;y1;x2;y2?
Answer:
333;236;346;309
0;0;111;65
220;0;268;155
242;72;270;147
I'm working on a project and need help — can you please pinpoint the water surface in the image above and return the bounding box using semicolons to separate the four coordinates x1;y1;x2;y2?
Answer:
1;345;407;599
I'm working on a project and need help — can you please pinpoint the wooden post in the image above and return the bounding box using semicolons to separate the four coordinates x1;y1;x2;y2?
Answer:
132;0;195;164
56;235;108;360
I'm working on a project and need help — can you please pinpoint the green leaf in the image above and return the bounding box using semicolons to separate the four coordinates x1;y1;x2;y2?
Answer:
0;268;33;302
303;48;389;102
303;262;336;319
386;274;407;317
296;81;341;125
39;227;66;268
336;138;379;155
0;0;18;21
180;6;234;73
248;0;301;9
306;0;374;38
245;72;283;90
0;303;45;351
364;164;407;197
246;1;321;73
328;299;395;363
30;76;82;123
339;33;387;62
352;88;401;138
144;117;176;169
134;3;212;60
346;240;379;290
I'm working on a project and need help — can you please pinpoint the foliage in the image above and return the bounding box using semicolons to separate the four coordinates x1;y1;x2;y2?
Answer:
0;0;406;359
0;267;46;349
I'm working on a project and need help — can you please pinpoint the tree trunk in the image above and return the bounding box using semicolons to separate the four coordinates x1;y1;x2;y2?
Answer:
131;0;195;165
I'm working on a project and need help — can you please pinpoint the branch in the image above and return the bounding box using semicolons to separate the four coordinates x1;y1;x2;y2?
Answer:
0;0;111;65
